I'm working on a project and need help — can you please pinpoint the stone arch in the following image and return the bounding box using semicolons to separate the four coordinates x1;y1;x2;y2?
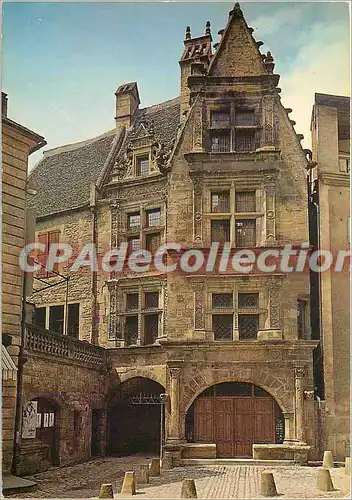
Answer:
115;365;166;389
182;367;292;415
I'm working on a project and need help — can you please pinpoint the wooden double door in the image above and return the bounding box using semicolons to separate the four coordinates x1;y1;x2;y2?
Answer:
194;396;276;457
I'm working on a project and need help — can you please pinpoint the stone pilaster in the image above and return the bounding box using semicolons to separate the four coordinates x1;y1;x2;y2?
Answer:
166;364;184;445
294;367;306;443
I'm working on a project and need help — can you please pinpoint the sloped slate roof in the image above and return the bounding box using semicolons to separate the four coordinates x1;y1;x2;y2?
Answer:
28;97;180;218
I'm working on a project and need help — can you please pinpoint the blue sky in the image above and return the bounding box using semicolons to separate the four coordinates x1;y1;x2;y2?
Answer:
2;2;350;168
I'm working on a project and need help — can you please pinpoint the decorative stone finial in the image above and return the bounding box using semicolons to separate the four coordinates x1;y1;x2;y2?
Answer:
213;43;220;50
185;26;191;40
297;134;304;141
290;120;296;126
256;41;264;48
264;51;275;73
218;29;225;36
229;2;243;17
205;20;211;36
248;27;254;33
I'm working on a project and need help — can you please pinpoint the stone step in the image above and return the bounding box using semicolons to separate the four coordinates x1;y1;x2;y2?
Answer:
2;474;37;495
177;458;295;467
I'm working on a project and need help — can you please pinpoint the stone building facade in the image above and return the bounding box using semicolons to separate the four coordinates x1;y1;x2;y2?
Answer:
24;3;336;469
309;93;350;460
1;92;46;473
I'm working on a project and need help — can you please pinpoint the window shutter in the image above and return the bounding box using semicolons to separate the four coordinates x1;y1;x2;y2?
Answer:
36;233;48;277
48;231;60;274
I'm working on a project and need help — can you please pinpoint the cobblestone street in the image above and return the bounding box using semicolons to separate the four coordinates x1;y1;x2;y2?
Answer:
9;456;350;499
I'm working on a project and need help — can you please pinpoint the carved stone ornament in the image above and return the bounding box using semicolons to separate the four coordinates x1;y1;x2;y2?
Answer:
304;390;315;400
169;367;181;380
113;142;133;179
294;367;306;379
152;141;174;174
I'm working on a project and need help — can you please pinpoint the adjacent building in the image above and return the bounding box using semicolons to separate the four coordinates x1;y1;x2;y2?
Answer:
309;93;350;459
1;92;46;472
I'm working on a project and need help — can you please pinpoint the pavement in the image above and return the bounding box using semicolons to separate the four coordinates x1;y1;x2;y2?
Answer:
5;455;351;499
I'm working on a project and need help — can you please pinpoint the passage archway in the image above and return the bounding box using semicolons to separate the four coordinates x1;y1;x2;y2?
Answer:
108;377;164;456
185;382;284;458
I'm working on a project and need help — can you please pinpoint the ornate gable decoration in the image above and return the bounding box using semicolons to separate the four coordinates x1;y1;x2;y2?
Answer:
111;119;174;181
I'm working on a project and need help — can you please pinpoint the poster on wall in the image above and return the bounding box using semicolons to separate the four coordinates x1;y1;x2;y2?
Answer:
43;413;49;428
49;412;55;427
36;413;42;428
22;401;38;439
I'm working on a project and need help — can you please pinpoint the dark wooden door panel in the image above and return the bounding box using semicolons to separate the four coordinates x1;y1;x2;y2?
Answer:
215;397;234;457
234;397;253;457
253;398;275;444
195;398;214;442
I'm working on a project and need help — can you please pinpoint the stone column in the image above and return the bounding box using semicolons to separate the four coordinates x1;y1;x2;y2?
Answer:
283;412;295;443
166;366;183;444
294;367;306;443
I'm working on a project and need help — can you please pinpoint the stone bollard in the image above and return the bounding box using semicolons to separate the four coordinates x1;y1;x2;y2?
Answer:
121;471;136;496
161;452;173;470
322;450;334;468
149;458;161;477
345;457;350;475
260;472;278;497
99;484;114;498
180;478;197;498
136;464;149;485
317;468;335;491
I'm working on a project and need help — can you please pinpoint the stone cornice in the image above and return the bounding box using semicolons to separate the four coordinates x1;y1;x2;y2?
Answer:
319;172;350;187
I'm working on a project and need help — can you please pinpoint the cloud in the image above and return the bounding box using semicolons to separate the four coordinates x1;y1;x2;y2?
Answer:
250;4;311;37
279;18;350;150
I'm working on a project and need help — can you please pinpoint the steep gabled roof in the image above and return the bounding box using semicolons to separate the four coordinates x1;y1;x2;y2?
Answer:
28;97;180;219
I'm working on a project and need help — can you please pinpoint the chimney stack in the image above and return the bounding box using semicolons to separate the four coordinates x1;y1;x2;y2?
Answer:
179;22;213;118
114;82;140;129
2;92;8;117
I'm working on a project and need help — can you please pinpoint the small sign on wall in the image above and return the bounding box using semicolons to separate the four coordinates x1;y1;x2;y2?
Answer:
43;413;49;428
36;413;42;428
22;401;38;439
49;412;55;427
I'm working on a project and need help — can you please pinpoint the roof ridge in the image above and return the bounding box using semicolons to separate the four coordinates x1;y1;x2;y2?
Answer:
43;128;116;157
141;96;180;114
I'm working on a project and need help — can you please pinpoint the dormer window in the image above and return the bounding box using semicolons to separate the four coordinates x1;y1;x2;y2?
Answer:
136;155;149;176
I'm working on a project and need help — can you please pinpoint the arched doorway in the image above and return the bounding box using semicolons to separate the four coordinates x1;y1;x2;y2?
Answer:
108;377;165;456
22;397;59;466
185;382;284;458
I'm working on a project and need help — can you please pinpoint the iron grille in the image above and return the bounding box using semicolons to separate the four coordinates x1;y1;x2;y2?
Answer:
212;293;233;309
211;192;230;213
212;314;233;340
238;314;259;340
211;132;231;153
235;131;255;152
210;111;230;129
238;293;259;308
146;209;161;227
128;213;141;230
235;110;255;126
125;315;138;345
235;219;256;247
126;293;139;311
235;191;256;212
145;291;159;309
128;237;141;251
144;314;159;344
137;157;149;176
211;220;230;243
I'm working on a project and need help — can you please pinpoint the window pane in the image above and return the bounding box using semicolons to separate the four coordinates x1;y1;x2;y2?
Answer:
145;291;159;309
235;131;255;152
67;303;79;338
125;315;138;345
238;314;259;340
212;293;233;309
210;111;230;129
128;237;141;251
235;191;256;212
137;156;149;176
146;233;161;253
211;132;230;153
34;307;46;329
128;213;140;230
211;192;230;213
235;110;255;126
49;305;64;334
235;219;256;247
144;314;159;344
212;314;233;340
211;220;230;243
147;209;161;227
126;293;139;310
238;293;259;308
